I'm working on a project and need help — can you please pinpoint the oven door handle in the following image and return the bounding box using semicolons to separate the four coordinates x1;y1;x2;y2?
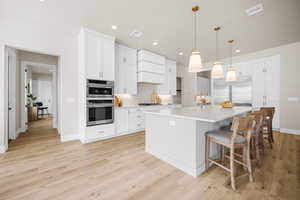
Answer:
87;104;114;108
87;83;113;88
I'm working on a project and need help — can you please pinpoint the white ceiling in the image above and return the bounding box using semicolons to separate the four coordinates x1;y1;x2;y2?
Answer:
3;0;300;65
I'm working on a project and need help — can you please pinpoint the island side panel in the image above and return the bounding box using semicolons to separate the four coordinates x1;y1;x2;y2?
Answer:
145;113;198;177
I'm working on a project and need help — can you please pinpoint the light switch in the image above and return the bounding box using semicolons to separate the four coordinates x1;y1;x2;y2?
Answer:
169;121;176;126
288;97;299;102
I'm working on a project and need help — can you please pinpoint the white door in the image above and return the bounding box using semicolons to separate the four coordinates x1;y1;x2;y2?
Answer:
7;50;17;140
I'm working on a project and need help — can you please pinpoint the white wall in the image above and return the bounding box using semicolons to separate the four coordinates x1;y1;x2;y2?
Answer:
32;73;53;113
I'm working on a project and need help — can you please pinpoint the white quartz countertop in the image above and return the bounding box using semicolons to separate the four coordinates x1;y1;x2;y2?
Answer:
143;106;252;123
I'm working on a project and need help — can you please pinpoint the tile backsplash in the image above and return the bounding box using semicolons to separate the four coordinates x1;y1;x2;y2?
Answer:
117;83;174;106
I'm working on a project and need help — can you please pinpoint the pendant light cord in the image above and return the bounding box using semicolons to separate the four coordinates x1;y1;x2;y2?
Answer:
216;30;218;61
194;12;197;49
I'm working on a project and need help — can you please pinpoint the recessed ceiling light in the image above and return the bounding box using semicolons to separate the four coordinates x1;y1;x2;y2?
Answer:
111;25;118;30
235;49;241;53
179;52;183;56
40;0;45;2
153;42;159;46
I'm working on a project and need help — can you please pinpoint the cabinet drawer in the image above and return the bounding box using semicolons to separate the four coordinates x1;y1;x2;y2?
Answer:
138;50;165;65
138;72;164;84
138;61;164;74
85;124;115;139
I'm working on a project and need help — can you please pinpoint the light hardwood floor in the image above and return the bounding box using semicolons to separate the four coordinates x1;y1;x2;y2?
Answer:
0;118;299;200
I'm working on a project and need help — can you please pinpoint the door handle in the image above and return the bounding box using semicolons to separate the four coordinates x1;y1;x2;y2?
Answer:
8;107;12;111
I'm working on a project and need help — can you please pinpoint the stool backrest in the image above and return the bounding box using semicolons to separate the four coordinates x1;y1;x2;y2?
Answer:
248;111;264;135
231;116;256;144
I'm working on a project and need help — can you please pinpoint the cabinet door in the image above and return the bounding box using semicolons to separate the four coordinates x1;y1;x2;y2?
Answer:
115;45;126;94
115;109;128;134
85;31;101;79
125;48;137;95
265;56;280;129
157;64;169;95
252;59;265;109
169;61;177;95
101;37;115;81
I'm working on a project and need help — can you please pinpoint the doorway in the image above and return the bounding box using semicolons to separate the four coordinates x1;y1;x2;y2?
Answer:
4;46;61;150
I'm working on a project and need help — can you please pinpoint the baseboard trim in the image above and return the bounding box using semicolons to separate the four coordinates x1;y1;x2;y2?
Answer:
16;127;26;138
280;128;300;135
61;134;79;142
0;145;7;153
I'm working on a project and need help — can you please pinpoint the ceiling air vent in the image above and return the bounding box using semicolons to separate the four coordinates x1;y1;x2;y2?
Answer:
246;3;264;16
130;30;143;38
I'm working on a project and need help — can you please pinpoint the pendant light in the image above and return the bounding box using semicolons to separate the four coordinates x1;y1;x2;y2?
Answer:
211;27;224;79
226;40;237;82
188;6;203;72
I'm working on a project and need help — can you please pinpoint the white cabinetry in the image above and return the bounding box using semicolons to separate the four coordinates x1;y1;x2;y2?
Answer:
115;44;137;95
78;27;116;143
252;56;280;129
157;59;177;95
128;108;145;131
115;108;129;135
137;50;165;84
81;28;115;81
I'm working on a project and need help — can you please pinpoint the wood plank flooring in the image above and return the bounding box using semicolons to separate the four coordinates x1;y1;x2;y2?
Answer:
0;118;299;200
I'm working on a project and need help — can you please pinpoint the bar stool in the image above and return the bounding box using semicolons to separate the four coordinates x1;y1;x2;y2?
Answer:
260;107;275;148
247;111;264;166
205;116;256;190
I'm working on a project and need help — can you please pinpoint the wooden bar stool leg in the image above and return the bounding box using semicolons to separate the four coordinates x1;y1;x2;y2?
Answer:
205;136;210;170
221;146;225;164
230;147;236;190
247;143;254;182
255;135;261;167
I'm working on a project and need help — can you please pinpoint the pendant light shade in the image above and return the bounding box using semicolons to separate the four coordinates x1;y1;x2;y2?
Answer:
211;62;224;79
188;48;203;72
188;6;203;73
211;27;224;79
226;67;237;82
226;40;237;82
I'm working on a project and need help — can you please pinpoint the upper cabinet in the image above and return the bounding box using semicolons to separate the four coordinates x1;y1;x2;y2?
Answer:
80;28;115;81
157;59;177;95
115;44;138;95
137;50;165;84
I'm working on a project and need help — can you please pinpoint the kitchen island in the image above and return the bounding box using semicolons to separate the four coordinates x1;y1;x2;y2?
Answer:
144;106;252;177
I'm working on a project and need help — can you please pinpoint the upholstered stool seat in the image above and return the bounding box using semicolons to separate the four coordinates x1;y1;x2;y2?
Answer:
206;130;246;144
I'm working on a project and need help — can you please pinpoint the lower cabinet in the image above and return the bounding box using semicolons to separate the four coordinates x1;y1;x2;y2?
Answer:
115;108;145;136
83;123;115;143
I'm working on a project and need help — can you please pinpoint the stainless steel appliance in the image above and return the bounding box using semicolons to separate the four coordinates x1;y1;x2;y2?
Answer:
86;98;114;126
212;75;252;106
87;79;114;98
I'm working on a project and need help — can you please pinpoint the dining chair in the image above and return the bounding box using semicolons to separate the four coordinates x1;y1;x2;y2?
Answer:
205;116;256;190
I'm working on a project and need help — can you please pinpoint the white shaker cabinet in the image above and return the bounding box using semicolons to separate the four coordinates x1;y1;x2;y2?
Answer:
157;59;177;95
115;44;137;95
252;56;280;129
80;28;115;81
115;108;129;135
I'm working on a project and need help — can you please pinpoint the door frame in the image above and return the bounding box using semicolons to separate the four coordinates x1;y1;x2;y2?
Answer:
21;61;58;131
0;44;63;153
